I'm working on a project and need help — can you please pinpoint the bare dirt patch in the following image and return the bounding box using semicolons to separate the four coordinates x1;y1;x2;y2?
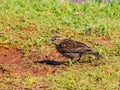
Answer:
0;46;67;76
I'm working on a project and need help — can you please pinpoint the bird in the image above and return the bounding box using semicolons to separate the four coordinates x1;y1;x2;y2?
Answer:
50;36;102;63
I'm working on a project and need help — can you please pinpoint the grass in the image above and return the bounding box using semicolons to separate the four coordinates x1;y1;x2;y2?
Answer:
0;0;120;89
47;61;120;90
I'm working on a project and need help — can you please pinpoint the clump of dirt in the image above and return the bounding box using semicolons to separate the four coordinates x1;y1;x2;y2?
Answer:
0;46;67;76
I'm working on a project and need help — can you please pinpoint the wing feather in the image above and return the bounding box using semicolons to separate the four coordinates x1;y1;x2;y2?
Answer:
58;39;92;53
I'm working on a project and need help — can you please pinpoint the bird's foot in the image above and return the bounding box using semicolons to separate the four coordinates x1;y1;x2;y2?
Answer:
68;59;74;65
77;59;85;63
62;60;74;66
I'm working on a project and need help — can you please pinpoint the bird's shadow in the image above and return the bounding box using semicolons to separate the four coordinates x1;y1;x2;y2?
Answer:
33;59;93;66
34;60;64;66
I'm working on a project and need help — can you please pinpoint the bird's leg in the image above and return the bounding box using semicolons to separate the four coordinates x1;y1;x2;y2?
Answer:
77;53;84;63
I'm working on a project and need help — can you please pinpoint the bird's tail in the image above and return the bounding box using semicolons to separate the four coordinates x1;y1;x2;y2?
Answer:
91;52;102;60
86;51;102;60
84;48;102;60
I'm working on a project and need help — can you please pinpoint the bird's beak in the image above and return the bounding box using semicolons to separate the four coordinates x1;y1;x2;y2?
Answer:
49;38;53;43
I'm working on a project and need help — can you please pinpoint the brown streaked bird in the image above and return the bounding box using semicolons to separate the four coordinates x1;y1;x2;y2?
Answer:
50;36;102;62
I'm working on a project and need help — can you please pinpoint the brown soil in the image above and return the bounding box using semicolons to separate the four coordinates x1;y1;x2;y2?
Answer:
0;46;67;76
0;47;24;64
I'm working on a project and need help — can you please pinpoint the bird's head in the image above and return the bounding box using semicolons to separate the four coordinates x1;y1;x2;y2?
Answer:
50;36;64;45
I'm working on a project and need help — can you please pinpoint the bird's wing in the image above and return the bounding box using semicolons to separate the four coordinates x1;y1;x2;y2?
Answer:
59;39;92;53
